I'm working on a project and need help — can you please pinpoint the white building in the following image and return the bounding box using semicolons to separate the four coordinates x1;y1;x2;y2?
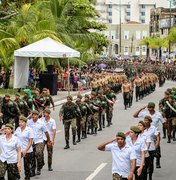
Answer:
95;0;168;24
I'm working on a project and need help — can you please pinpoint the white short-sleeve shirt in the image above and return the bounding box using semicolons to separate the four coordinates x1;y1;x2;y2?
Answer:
144;126;159;151
126;136;147;167
14;126;34;153
27;118;47;144
0;134;21;163
138;110;164;131
41;117;56;141
105;142;136;178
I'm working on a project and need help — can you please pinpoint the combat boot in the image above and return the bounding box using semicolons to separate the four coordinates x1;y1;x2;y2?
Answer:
64;140;70;149
156;158;161;168
73;135;77;145
81;131;86;139
94;128;97;135
48;164;53;171
76;135;81;143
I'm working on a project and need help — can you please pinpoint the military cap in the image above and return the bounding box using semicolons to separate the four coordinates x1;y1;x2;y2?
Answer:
5;123;14;129
67;95;73;101
19;115;28;122
107;85;112;89
98;90;103;94
130;126;141;133
91;91;96;96
32;110;39;115
44;108;51;114
138;120;145;127
167;88;172;93
23;91;28;95
77;94;82;99
147;102;155;108
144;115;152;122
164;91;170;95
35;88;40;92
85;94;89;99
5;94;10;97
42;88;47;91
15;93;20;97
116;132;126;139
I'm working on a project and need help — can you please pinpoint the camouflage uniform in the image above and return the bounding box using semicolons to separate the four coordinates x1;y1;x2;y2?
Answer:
22;96;33;111
1;98;20;128
0;160;20;180
59;101;81;147
43;94;54;109
33;94;45;112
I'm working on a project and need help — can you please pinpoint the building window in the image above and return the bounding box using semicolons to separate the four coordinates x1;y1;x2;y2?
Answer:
127;4;131;8
112;36;114;39
136;47;140;52
109;19;112;23
127;12;131;16
136;31;141;40
141;12;145;16
124;31;129;39
109;4;112;8
142;46;146;52
109;12;112;16
142;31;147;39
141;19;145;23
141;4;145;8
124;46;128;52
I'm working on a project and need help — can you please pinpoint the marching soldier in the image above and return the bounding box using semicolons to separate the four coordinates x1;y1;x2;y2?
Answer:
33;89;45;112
27;110;52;176
14;93;31;117
76;94;87;141
42;108;56;171
59;95;81;149
1;94;20;129
14;116;34;180
105;85;116;127
22;91;33;111
134;75;142;102
0;96;3;129
42;88;55;110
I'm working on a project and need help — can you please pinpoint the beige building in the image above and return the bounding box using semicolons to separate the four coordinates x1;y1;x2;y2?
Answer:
102;22;149;57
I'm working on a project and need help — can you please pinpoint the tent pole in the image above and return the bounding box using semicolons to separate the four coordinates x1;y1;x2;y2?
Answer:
67;58;70;95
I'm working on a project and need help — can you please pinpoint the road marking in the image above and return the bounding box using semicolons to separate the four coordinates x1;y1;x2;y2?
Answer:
85;163;107;180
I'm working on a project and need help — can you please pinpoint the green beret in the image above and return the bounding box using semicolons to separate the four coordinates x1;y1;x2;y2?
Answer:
42;88;47;91
116;132;126;139
77;94;82;99
85;94;89;99
19;115;28;122
91;91;96;96
15;93;20;97
144;115;152;122
44;108;51;114
67;95;73;101
148;102;155;108
138;120;145;127
130;126;141;133
5;94;10;97
32;110;39;115
5;123;14;129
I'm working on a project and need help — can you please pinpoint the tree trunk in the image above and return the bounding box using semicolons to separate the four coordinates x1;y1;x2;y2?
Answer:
159;47;162;61
4;70;11;89
146;46;150;61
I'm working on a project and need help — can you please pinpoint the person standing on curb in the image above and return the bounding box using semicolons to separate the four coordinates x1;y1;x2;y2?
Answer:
97;132;136;180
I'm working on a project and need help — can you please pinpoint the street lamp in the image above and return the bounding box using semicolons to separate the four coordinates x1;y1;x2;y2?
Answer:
168;0;172;60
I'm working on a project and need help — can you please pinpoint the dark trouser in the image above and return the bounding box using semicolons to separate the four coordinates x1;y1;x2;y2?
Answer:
76;118;81;139
112;173;127;180
0;160;20;180
143;151;155;180
134;166;144;180
98;111;102;129
123;92;130;109
64;118;77;141
106;108;113;125
44;141;53;166
167;118;173;141
31;142;45;172
135;86;141;101
23;152;33;178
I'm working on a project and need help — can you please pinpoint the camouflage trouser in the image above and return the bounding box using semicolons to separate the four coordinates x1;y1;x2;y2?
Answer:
31;142;45;172
0;160;20;180
44;141;53;165
23;152;33;177
112;173;123;180
64;118;77;141
93;112;99;128
106;108;113;123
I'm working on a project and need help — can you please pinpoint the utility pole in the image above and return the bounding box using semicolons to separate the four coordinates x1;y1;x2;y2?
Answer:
119;0;122;56
168;0;172;60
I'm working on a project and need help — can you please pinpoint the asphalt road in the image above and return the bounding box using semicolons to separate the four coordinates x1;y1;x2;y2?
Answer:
26;81;176;180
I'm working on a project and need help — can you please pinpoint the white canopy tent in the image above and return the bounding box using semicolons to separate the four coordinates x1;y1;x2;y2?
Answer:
14;37;80;90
